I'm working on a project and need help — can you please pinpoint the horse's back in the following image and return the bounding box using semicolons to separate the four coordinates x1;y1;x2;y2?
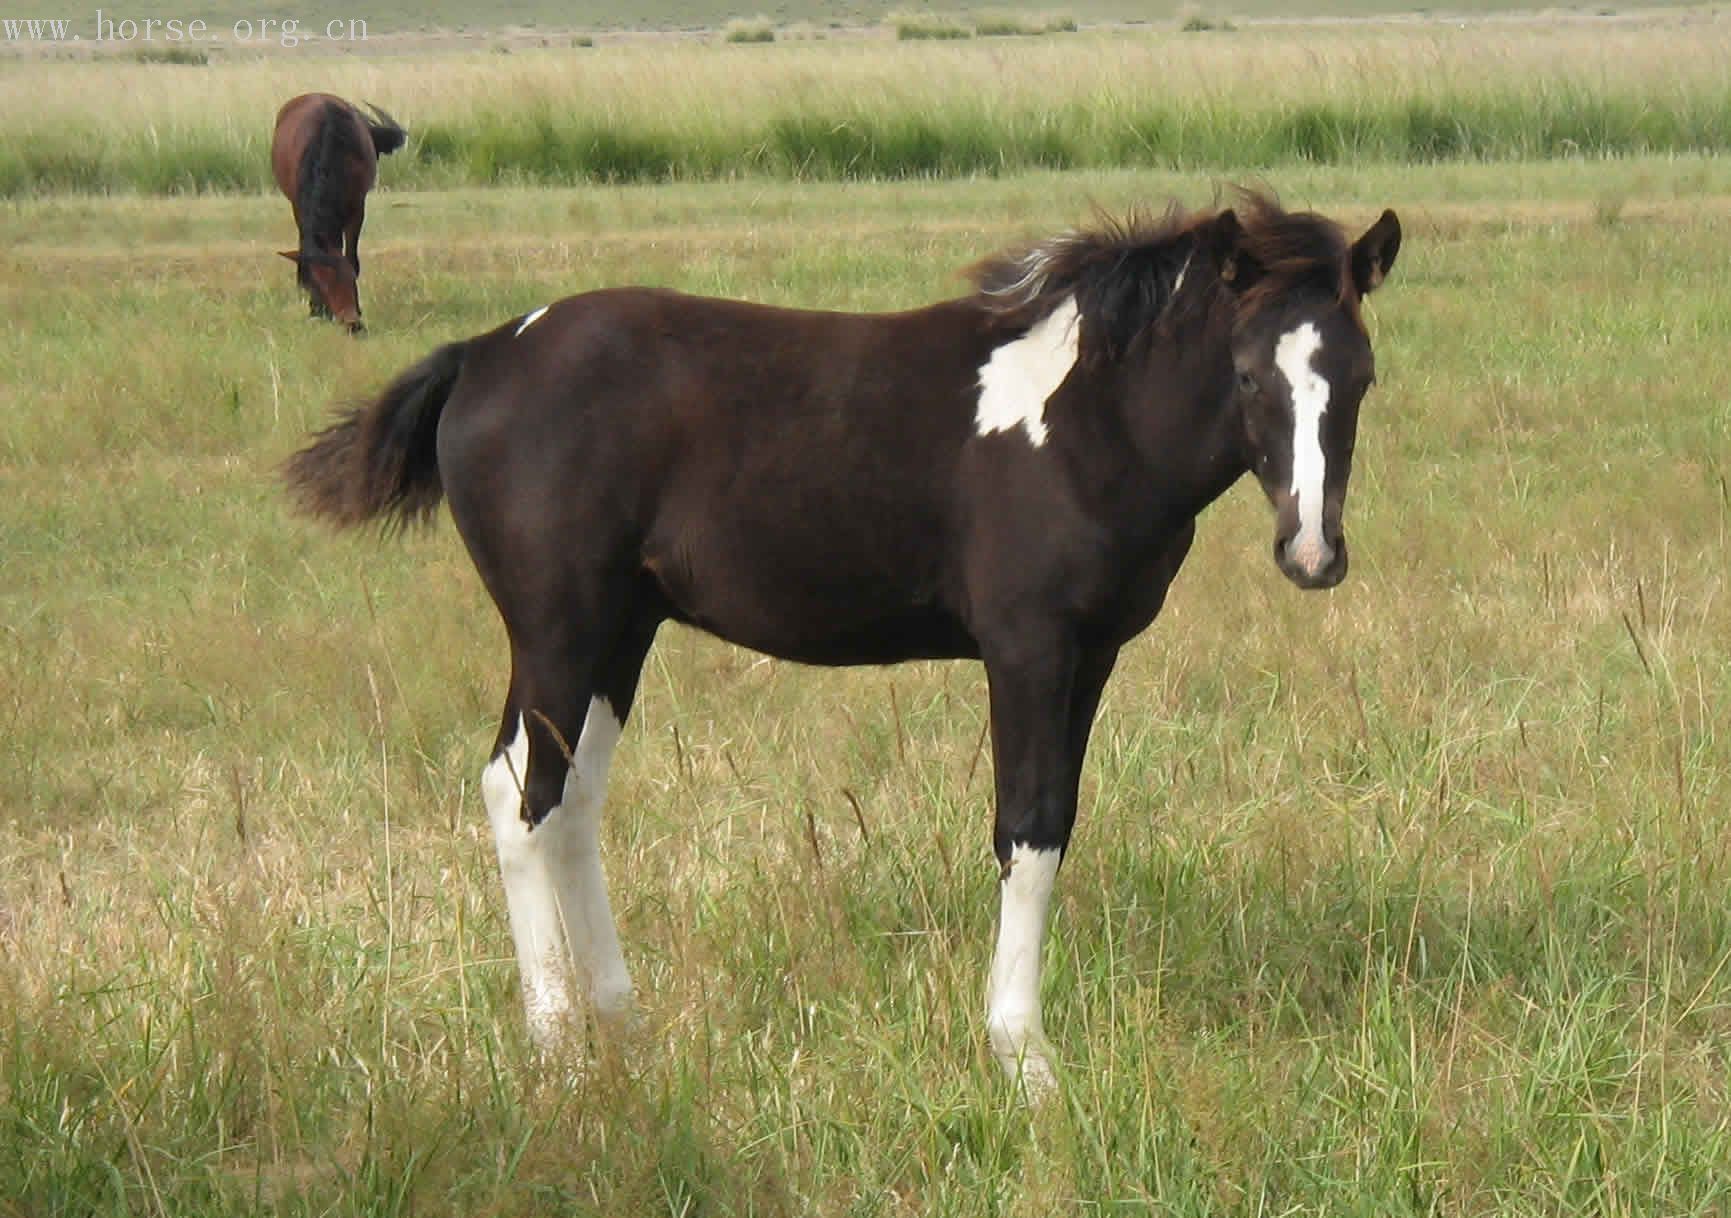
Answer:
437;287;996;661
271;93;324;194
449;285;990;487
449;285;986;453
271;93;374;200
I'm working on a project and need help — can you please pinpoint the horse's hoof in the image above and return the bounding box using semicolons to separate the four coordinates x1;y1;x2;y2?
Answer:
992;1024;1059;1102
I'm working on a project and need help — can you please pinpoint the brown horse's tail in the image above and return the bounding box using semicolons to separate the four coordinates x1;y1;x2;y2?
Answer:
284;339;467;531
363;101;407;157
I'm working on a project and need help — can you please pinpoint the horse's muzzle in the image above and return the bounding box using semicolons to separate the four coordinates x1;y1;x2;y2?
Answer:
1274;531;1347;589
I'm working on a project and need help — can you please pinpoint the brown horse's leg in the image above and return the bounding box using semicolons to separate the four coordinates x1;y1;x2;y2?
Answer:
301;237;331;319
344;200;364;279
344;202;365;321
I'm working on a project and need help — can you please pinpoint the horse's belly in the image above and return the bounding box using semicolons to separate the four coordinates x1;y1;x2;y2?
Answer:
645;533;972;665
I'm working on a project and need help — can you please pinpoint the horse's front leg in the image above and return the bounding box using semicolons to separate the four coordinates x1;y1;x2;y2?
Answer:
344;201;364;278
981;633;1113;1095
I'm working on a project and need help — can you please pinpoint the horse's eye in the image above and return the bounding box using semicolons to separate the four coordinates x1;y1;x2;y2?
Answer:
1237;371;1259;397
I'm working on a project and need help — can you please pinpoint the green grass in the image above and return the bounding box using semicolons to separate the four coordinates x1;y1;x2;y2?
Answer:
891;10;976;39
972;11;1078;35
723;14;778;42
4;156;1731;1213
6;17;1731;193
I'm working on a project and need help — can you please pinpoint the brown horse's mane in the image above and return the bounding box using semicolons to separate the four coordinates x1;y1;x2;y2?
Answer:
295;100;369;255
967;189;1355;360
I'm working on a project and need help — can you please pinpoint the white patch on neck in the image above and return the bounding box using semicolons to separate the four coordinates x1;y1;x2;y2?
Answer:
515;305;550;337
975;296;1079;449
1275;322;1331;562
987;844;1062;1094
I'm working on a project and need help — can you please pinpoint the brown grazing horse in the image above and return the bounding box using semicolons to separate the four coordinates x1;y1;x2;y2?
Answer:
286;192;1400;1095
271;93;405;334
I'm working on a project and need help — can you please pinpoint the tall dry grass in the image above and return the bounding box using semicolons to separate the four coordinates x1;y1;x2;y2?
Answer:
4;16;1731;192
4;158;1731;1211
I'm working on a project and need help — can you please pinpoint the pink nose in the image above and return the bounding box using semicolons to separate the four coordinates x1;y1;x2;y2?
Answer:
1285;532;1334;577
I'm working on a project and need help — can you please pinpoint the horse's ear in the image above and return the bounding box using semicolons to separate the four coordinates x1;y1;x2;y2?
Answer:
278;250;302;264
1199;209;1261;292
1352;209;1401;295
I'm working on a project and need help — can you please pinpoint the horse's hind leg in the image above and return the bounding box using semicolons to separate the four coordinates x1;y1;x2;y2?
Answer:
479;594;658;1046
482;682;581;1045
544;608;660;1021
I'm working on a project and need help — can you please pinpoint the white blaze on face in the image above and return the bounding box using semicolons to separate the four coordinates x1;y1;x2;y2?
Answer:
515;304;550;337
1275;322;1332;569
975;296;1080;449
986;844;1062;1095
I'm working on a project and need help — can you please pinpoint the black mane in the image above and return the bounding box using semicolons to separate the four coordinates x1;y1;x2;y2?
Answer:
969;190;1356;360
294;100;367;253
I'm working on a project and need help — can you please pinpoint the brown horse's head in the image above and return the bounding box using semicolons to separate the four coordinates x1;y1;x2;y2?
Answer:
279;250;364;334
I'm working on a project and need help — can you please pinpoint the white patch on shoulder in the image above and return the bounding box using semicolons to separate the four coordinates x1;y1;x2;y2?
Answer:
975;296;1080;449
987;844;1062;1096
515;304;550;337
1275;322;1331;565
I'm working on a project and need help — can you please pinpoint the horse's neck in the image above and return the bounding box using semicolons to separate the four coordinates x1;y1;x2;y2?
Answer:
1109;329;1246;524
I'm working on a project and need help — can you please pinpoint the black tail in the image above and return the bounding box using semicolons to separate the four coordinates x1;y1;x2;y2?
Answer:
363;101;407;157
284;340;466;530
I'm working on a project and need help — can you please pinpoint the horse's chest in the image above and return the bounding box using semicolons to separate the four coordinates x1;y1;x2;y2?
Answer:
1086;523;1197;645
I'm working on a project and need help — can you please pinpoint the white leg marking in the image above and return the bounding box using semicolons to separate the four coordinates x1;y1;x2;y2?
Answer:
481;715;577;1045
987;844;1062;1095
543;697;634;1019
1275;321;1332;571
514;304;550;337
975;296;1080;448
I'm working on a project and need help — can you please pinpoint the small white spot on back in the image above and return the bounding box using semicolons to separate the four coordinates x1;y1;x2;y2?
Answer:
975;296;1080;449
515;305;550;337
1275;322;1331;560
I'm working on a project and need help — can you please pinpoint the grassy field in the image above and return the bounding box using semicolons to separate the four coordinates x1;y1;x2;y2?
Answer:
6;14;1731;191
3;150;1731;1214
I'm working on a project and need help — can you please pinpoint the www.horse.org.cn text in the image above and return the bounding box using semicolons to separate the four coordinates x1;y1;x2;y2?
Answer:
1;13;371;47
